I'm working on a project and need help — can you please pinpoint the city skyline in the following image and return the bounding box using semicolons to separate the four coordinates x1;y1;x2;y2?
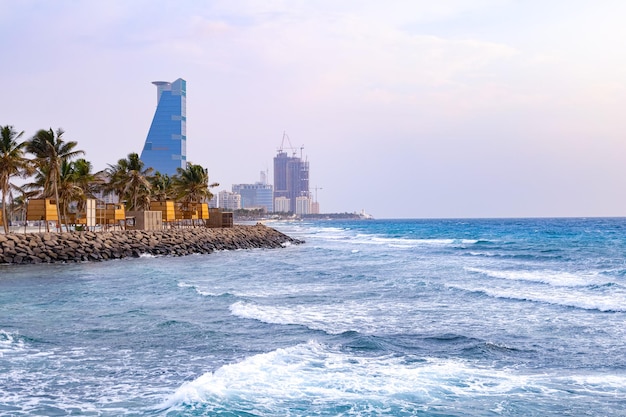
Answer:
1;1;625;218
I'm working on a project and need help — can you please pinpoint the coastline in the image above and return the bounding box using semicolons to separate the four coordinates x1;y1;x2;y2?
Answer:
0;224;303;265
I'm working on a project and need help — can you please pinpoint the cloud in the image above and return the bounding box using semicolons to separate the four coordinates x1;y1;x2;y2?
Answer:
2;0;626;217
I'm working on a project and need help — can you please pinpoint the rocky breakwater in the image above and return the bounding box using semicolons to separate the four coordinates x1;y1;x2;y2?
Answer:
0;224;303;265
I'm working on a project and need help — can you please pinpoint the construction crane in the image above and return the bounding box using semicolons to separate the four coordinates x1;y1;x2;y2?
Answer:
278;131;304;158
313;186;323;203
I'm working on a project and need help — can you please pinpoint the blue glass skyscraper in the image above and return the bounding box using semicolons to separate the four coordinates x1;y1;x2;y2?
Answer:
140;78;187;175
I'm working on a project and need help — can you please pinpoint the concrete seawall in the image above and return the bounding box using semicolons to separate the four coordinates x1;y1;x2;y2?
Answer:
0;224;303;265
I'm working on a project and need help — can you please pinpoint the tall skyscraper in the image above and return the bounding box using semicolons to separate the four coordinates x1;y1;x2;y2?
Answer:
140;78;187;175
273;148;309;213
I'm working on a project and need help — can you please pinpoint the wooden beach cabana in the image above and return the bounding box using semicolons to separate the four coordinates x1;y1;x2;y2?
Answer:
26;199;59;231
96;203;126;230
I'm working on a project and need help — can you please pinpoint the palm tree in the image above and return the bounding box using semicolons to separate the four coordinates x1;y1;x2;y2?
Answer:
0;125;33;233
172;163;219;203
26;128;84;230
105;152;153;211
149;171;174;202
23;165;52;198
71;158;101;215
57;160;85;231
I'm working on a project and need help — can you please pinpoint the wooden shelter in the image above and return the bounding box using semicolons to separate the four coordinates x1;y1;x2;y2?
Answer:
26;199;59;222
194;203;210;221
25;199;60;232
207;208;233;228
96;203;125;229
150;201;177;223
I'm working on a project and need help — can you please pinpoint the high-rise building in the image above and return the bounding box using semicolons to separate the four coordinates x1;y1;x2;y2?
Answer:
232;183;274;212
140;78;187;175
273;149;309;213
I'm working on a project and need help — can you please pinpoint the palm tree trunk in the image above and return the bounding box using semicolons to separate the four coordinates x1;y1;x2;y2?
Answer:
54;176;62;232
1;188;8;234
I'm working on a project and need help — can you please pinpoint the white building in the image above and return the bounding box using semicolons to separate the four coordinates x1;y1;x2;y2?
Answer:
219;191;241;210
295;196;311;215
208;194;218;208
274;196;290;213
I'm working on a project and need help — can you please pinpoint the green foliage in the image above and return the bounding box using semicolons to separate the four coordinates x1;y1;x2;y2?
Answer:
1;124;222;232
172;163;219;203
26;128;84;231
0;125;32;233
149;172;174;202
105;152;153;211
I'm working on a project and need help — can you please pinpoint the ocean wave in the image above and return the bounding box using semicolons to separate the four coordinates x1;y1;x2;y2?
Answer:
1;343;168;416
0;330;26;356
451;283;626;312
160;341;626;415
465;267;607;288
310;228;490;249
178;281;222;297
463;251;565;261
182;279;344;299
229;300;417;334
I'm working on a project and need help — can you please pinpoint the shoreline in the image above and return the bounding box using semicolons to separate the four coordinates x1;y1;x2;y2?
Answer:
0;224;303;265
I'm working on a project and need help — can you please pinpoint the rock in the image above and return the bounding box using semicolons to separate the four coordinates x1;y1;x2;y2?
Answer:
0;225;303;265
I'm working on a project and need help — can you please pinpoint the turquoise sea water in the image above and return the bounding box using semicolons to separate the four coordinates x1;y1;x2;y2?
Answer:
1;218;626;416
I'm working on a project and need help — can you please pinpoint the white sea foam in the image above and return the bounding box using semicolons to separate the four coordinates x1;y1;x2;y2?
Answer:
0;344;166;416
161;341;626;413
465;267;605;287
0;330;25;357
312;228;477;249
370;236;457;247
181;276;354;299
230;300;428;334
178;281;219;297
450;282;626;312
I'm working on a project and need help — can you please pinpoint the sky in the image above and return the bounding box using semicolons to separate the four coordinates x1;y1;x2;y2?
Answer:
1;0;625;219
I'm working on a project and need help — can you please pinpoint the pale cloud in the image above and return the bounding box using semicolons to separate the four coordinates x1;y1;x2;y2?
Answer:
1;0;625;217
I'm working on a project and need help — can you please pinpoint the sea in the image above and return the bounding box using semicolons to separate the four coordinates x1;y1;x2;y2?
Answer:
1;217;626;416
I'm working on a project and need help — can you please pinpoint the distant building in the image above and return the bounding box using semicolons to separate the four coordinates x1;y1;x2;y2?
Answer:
93;190;118;205
259;170;268;185
232;183;273;212
311;201;320;214
273;142;309;213
274;197;290;213
140;78;187;175
295;196;311;215
218;191;241;210
207;194;218;209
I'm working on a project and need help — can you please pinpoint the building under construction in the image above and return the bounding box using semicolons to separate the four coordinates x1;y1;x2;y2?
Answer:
273;133;310;214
